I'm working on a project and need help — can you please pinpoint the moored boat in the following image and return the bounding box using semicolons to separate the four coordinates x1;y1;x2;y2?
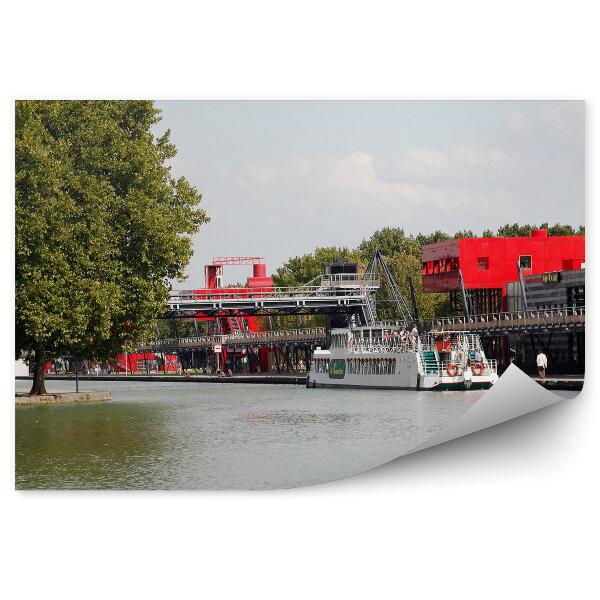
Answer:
307;324;498;391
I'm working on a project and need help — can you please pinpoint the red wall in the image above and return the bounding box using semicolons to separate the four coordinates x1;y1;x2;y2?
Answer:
113;352;179;373
422;231;585;295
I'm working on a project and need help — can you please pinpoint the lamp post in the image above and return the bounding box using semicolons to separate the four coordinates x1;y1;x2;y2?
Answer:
75;357;79;393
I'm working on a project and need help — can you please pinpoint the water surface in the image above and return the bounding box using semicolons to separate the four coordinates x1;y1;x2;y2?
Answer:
15;380;490;489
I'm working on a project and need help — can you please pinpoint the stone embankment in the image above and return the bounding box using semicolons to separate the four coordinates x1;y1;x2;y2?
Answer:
16;374;306;385
15;391;111;407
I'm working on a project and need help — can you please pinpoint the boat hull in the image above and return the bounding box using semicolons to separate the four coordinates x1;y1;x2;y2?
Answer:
307;379;496;391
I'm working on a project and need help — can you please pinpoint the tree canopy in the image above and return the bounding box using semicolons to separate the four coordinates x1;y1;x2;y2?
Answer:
15;100;209;393
273;246;361;287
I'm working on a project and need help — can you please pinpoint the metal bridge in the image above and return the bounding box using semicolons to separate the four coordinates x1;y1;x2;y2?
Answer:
142;308;584;360
425;306;585;336
140;327;327;352
166;275;380;325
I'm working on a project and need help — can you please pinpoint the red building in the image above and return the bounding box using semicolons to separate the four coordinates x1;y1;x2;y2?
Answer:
113;352;179;374
421;229;585;313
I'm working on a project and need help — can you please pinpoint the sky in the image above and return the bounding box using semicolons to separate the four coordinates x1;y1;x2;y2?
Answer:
153;100;585;285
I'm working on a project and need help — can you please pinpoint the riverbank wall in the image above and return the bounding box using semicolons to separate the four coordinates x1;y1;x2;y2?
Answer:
16;390;112;407
15;374;582;390
16;374;307;385
534;377;583;391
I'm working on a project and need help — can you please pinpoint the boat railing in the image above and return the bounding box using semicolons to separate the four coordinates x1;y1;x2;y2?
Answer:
351;338;417;354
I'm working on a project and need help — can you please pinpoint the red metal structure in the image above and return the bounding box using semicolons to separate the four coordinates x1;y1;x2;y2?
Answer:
113;352;179;374
197;257;274;372
422;229;585;313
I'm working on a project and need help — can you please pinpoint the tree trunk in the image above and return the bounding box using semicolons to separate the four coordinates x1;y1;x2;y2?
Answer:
30;346;47;395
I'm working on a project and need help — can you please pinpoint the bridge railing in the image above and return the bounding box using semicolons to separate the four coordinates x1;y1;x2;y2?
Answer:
320;274;380;288
168;283;378;303
427;305;585;329
141;327;327;350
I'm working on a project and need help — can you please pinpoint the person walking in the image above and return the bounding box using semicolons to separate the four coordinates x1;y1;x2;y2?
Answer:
536;350;548;379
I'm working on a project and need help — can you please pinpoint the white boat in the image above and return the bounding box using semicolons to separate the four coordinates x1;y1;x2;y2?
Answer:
307;324;498;391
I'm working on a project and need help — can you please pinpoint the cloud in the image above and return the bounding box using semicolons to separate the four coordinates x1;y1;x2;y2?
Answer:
239;145;515;214
508;101;584;146
395;145;507;184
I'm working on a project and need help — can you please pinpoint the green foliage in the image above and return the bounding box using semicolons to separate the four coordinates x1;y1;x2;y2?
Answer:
375;253;448;321
495;223;534;237
359;227;420;260
493;223;585;237
273;246;362;287
414;230;451;247
272;246;361;329
15;100;209;379
453;229;476;238
546;223;578;236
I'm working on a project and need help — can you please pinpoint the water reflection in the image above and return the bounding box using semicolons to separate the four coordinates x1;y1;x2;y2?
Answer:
16;380;485;490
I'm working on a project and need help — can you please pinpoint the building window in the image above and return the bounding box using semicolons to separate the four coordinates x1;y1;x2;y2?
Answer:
477;256;489;270
519;255;532;269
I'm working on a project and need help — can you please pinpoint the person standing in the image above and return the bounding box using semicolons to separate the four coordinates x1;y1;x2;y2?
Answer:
536;350;548;379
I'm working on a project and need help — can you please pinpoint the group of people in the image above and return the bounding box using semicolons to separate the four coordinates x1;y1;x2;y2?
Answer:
270;359;306;373
383;324;420;346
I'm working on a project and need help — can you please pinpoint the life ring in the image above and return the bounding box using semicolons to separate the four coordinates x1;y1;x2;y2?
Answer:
472;362;485;376
446;364;459;377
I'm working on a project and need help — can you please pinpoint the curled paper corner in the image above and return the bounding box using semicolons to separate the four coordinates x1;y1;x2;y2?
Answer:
409;364;571;454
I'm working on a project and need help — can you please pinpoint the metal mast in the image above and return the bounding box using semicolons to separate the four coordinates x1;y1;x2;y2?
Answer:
366;249;414;325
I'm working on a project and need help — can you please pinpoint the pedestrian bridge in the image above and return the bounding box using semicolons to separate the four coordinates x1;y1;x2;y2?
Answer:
426;306;585;336
166;276;380;325
140;327;328;352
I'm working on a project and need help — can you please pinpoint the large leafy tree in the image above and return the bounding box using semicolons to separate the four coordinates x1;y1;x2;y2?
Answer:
16;100;209;394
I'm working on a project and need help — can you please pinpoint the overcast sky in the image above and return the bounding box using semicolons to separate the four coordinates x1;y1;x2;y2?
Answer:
154;100;585;285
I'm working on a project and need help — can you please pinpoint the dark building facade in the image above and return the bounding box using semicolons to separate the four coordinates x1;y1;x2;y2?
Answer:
506;269;585;375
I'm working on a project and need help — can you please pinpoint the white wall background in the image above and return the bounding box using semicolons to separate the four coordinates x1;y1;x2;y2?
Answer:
2;2;597;599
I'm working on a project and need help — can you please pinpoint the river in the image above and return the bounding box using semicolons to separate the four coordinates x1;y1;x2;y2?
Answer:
14;380;572;490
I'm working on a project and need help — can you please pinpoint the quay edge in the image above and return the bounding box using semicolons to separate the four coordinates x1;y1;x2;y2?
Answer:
16;390;111;407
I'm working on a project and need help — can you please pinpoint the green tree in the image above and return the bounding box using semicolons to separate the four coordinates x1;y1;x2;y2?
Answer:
15;100;209;394
273;246;361;287
272;246;362;329
375;253;448;321
496;223;533;237
359;227;421;260
415;230;451;247
546;222;576;236
453;229;476;238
